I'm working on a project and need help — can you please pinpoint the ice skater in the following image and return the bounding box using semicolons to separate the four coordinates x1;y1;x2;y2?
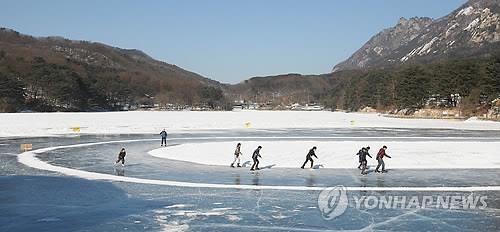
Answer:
357;146;372;175
356;147;371;169
375;145;391;173
250;146;262;171
160;129;168;146
356;147;364;169
230;143;243;168
115;148;127;166
301;146;318;169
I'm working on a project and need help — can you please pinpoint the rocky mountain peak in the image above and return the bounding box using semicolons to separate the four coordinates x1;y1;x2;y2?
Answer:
332;0;500;72
467;0;500;8
397;16;433;27
331;16;433;72
398;17;409;25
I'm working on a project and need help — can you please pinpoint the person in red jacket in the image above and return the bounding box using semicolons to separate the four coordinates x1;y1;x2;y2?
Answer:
375;146;391;173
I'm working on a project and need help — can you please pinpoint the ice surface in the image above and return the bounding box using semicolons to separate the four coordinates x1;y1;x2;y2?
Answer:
149;140;500;169
1;111;500;137
4;133;500;231
17;140;500;191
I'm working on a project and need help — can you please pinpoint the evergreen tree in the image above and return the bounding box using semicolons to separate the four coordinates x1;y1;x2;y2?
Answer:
0;72;25;112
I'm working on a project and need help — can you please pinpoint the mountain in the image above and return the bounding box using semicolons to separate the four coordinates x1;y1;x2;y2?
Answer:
228;0;500;114
332;0;500;72
225;70;365;108
0;28;228;112
228;73;335;106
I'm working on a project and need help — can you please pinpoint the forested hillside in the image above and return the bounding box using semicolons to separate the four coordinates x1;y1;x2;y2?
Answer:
326;55;500;116
0;28;229;112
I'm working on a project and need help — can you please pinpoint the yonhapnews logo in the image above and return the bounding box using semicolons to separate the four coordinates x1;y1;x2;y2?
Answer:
317;186;488;220
317;185;348;220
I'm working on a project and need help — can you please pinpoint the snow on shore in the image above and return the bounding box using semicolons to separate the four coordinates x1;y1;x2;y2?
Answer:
1;111;500;137
149;140;500;169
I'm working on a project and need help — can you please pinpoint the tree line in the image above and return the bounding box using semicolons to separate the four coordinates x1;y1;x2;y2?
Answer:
325;55;500;116
1;53;499;114
0;55;230;112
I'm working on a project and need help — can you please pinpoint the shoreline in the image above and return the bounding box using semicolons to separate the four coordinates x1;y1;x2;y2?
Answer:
383;113;500;122
383;114;468;121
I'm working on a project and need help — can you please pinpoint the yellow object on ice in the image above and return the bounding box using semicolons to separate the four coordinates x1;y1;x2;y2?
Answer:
244;122;252;128
350;120;355;126
20;143;32;151
71;127;81;133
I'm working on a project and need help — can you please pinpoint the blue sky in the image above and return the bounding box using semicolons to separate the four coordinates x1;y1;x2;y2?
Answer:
1;0;465;83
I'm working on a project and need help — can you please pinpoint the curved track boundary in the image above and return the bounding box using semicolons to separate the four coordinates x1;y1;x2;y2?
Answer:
17;139;500;192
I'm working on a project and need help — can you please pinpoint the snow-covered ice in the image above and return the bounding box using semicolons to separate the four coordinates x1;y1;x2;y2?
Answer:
1;111;500;137
149;140;500;169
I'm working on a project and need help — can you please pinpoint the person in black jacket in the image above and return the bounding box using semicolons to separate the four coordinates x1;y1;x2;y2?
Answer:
358;146;372;175
301;146;318;169
115;148;127;166
356;148;364;169
250;146;262;171
160;129;168;146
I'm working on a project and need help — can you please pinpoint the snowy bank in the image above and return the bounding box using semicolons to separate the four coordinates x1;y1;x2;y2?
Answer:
149;141;500;169
1;111;500;137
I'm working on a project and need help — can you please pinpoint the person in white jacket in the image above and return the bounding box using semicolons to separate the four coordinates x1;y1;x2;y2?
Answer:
230;143;243;168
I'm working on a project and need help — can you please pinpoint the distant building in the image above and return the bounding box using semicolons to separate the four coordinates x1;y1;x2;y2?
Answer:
289;103;324;111
425;93;461;107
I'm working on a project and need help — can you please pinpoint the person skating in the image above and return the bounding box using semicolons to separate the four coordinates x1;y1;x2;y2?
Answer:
115;148;127;166
375;146;391;173
250;146;262;171
356;147;371;169
301;146;318;169
160;129;168;146
356;147;365;169
231;143;243;168
358;146;372;175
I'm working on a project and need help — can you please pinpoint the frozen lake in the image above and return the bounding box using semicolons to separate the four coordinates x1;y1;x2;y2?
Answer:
0;129;500;231
1;111;500;137
0;112;500;231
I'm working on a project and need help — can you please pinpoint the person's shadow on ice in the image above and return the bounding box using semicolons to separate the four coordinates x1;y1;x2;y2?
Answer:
260;164;276;169
242;161;252;167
